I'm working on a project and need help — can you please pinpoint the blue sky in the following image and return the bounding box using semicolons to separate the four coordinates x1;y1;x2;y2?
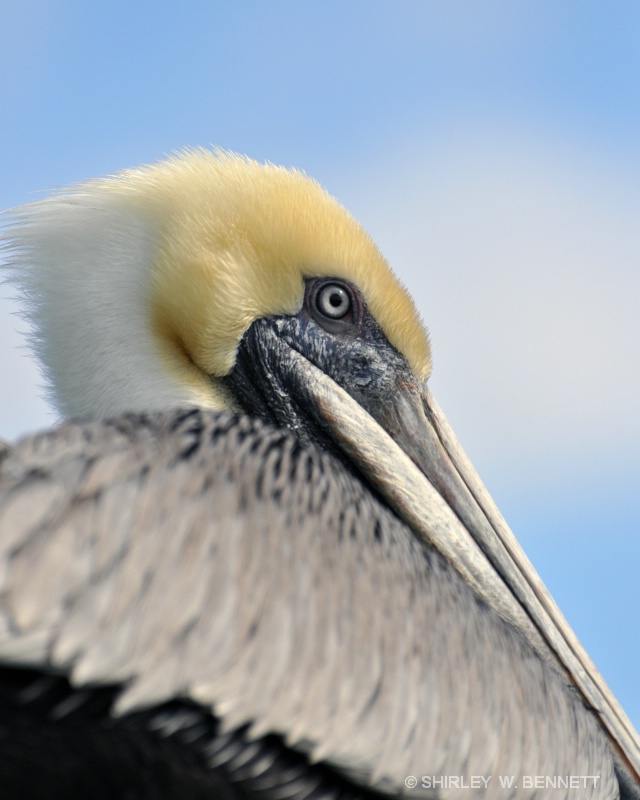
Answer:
2;2;639;731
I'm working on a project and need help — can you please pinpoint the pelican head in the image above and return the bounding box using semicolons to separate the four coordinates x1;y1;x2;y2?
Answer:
3;149;639;796
5;150;429;420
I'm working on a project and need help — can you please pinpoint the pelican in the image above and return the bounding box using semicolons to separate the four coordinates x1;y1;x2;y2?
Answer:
0;150;638;800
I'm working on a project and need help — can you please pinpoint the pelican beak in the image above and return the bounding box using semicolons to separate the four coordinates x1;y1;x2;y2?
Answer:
287;348;640;796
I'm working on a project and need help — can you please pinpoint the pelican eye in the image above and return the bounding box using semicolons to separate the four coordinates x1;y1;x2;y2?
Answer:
305;278;360;333
315;283;351;319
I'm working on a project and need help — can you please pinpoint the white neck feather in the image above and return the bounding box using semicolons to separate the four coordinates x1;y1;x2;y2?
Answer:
5;192;197;419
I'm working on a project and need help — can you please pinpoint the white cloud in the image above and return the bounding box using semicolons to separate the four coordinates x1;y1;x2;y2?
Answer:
331;130;640;484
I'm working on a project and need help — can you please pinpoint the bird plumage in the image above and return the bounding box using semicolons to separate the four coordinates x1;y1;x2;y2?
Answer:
1;150;638;799
0;410;617;798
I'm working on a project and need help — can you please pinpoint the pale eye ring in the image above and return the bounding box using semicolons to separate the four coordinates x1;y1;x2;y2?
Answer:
315;283;351;319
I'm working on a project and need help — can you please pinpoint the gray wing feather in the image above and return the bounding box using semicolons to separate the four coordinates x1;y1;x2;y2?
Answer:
0;410;617;799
